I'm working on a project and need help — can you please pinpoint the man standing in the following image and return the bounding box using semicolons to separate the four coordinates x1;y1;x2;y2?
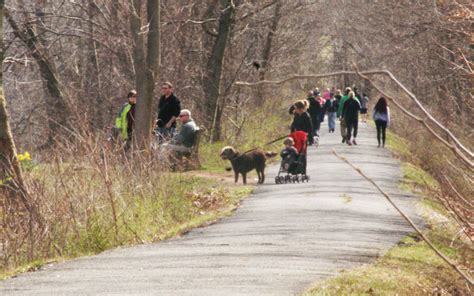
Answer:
156;81;181;141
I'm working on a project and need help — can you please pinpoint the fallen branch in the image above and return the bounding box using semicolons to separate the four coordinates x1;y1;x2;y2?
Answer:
332;148;473;286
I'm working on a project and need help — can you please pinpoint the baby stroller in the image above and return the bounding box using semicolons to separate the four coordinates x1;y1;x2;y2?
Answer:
275;131;310;184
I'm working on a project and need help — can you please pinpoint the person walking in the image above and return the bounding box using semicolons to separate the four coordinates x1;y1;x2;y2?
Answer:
360;93;369;122
290;100;313;136
322;88;331;101
156;81;181;141
334;89;342;103
307;91;321;141
341;91;361;146
337;87;358;143
290;100;312;174
324;93;338;133
372;97;391;148
316;92;326;123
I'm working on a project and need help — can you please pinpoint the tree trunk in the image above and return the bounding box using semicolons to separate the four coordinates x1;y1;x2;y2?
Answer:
1;1;40;217
256;0;282;107
0;91;25;193
130;0;161;149
5;7;72;146
86;0;103;129
202;0;236;142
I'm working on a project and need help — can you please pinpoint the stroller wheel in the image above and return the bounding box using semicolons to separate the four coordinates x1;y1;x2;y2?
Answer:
275;176;279;184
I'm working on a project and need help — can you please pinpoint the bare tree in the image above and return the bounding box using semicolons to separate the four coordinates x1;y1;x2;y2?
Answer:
255;0;282;106
129;0;161;148
201;0;238;141
5;6;72;146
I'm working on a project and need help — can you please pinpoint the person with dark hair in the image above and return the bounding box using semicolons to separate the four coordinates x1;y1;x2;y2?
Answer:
353;86;362;101
156;81;181;141
372;97;391;148
307;91;321;141
342;91;361;146
334;89;342;103
360;93;369;122
113;90;137;149
290;100;313;136
324;92;338;132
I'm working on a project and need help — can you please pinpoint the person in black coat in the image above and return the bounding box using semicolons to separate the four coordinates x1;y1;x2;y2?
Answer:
342;91;361;145
290;100;313;135
156;81;181;140
289;100;312;174
306;92;321;138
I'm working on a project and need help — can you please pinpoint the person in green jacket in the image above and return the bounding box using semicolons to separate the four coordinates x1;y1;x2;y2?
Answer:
337;87;360;143
114;90;137;146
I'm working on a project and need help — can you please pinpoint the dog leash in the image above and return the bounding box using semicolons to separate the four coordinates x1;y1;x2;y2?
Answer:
241;135;288;155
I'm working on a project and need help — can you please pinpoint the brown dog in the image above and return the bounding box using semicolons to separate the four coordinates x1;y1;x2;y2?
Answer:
220;146;276;184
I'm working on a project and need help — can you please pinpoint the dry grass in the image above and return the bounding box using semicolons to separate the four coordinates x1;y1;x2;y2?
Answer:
305;128;473;295
0;131;252;276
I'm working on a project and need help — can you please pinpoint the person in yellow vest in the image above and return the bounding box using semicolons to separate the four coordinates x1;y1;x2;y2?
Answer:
114;90;137;149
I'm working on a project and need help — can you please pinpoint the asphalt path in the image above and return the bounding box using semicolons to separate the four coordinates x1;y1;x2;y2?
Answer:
1;121;421;295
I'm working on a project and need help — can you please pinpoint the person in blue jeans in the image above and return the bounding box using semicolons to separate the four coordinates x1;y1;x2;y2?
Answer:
372;97;391;148
324;93;338;133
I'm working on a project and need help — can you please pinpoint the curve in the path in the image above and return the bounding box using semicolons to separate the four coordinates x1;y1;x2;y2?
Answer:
1;122;422;295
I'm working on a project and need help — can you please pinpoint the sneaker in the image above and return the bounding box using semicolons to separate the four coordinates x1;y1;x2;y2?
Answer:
352;139;357;145
347;141;352;146
342;138;345;143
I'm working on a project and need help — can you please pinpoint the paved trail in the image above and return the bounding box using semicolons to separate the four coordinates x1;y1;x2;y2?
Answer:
1;122;421;295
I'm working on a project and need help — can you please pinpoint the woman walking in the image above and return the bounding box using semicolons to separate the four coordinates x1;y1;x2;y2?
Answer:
341;91;361;146
372;97;391;148
324;93;338;132
290;100;313;136
307;91;321;140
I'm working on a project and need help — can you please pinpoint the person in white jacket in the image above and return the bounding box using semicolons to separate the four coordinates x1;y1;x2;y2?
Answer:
372;97;391;148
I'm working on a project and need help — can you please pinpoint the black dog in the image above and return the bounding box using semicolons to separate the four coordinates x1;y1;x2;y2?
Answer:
220;146;276;184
